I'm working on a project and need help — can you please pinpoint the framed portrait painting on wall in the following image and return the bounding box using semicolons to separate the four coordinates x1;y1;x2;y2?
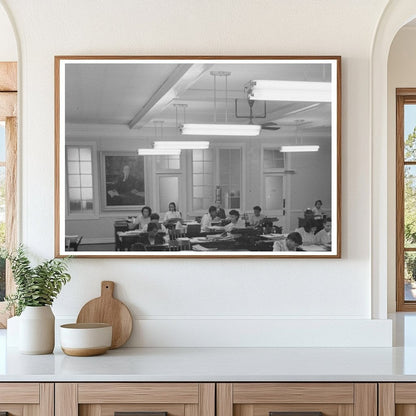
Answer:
55;56;341;258
101;152;145;210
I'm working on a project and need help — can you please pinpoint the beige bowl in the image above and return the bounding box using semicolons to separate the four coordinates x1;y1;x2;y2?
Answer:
60;323;112;356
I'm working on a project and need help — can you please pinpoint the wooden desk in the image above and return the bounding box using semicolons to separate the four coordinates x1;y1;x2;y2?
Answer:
114;220;129;250
259;233;286;241
117;231;142;251
298;217;324;231
301;244;331;252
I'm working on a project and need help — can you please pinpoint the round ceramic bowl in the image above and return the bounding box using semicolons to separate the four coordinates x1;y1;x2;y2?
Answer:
60;323;112;357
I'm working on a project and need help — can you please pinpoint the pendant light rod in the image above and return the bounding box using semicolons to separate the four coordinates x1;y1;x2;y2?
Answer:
153;120;164;139
173;104;188;129
210;71;231;123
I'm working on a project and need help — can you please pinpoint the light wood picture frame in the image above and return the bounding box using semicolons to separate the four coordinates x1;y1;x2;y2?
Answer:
55;56;341;258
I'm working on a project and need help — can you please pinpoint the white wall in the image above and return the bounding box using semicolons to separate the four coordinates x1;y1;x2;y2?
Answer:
0;0;394;347
387;26;416;312
0;3;16;61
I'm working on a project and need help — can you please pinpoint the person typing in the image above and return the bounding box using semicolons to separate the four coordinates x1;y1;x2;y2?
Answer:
200;206;218;232
142;213;167;233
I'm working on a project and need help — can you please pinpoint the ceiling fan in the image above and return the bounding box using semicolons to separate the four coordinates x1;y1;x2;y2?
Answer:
234;98;281;131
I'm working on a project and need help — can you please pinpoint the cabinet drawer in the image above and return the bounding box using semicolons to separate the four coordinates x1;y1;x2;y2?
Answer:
78;383;200;404
218;383;376;416
0;383;53;416
56;383;215;416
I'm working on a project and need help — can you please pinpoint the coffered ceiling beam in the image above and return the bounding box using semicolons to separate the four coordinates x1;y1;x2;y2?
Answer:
128;63;212;130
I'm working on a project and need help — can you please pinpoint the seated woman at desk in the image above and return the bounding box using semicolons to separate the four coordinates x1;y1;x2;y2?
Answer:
273;232;303;251
295;219;317;245
129;206;152;230
312;200;325;218
249;205;265;227
142;213;167;233
200;205;218;232
314;217;331;245
145;222;167;246
163;202;182;223
224;210;246;233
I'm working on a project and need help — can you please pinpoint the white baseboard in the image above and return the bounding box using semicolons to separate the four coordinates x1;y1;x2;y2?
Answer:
55;317;392;348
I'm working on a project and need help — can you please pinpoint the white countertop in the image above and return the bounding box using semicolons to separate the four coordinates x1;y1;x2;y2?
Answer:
2;346;416;382
2;313;416;382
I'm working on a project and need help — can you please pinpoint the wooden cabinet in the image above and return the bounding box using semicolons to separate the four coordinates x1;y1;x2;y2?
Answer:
1;380;412;416
55;383;215;416
379;383;416;416
217;383;377;416
0;383;53;415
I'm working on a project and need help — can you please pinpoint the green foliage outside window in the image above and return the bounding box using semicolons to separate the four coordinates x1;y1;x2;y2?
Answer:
404;126;416;281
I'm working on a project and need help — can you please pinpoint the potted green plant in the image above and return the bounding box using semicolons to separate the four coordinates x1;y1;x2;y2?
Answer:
4;246;71;354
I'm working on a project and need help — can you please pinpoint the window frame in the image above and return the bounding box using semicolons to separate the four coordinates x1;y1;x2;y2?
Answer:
0;62;17;326
65;141;99;220
396;89;416;311
191;148;214;213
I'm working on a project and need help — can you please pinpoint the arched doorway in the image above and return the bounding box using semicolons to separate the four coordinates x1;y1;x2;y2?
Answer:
371;1;416;318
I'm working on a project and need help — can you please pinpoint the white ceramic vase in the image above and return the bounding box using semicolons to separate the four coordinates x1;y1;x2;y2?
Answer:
19;306;55;354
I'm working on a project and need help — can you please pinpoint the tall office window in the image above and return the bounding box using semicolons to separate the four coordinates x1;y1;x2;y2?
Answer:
397;90;416;311
219;148;241;209
66;146;94;213
192;149;213;210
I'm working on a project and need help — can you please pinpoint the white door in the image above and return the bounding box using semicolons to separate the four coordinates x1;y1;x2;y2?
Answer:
156;174;185;217
263;174;287;231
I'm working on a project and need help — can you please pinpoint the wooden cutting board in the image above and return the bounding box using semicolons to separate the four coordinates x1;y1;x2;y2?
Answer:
76;281;133;349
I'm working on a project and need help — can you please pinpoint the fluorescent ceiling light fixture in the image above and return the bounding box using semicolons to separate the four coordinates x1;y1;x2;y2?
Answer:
180;124;261;136
138;148;181;156
280;145;320;152
154;141;210;150
248;81;331;102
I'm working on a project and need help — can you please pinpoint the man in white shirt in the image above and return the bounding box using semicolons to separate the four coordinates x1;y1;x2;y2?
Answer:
200;206;218;232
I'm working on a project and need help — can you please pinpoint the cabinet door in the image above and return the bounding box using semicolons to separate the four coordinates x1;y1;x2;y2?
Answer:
56;383;215;416
0;383;53;415
217;383;376;416
379;383;416;416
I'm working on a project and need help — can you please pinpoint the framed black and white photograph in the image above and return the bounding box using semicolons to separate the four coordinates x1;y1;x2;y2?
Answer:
55;56;341;258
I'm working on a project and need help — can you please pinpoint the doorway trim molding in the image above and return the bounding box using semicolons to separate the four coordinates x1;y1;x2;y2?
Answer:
371;0;416;318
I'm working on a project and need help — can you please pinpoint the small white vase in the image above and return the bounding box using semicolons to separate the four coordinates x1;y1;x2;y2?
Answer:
19;306;55;354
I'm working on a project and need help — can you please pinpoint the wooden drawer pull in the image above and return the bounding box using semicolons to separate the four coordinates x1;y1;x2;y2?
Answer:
270;413;323;416
115;412;168;416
